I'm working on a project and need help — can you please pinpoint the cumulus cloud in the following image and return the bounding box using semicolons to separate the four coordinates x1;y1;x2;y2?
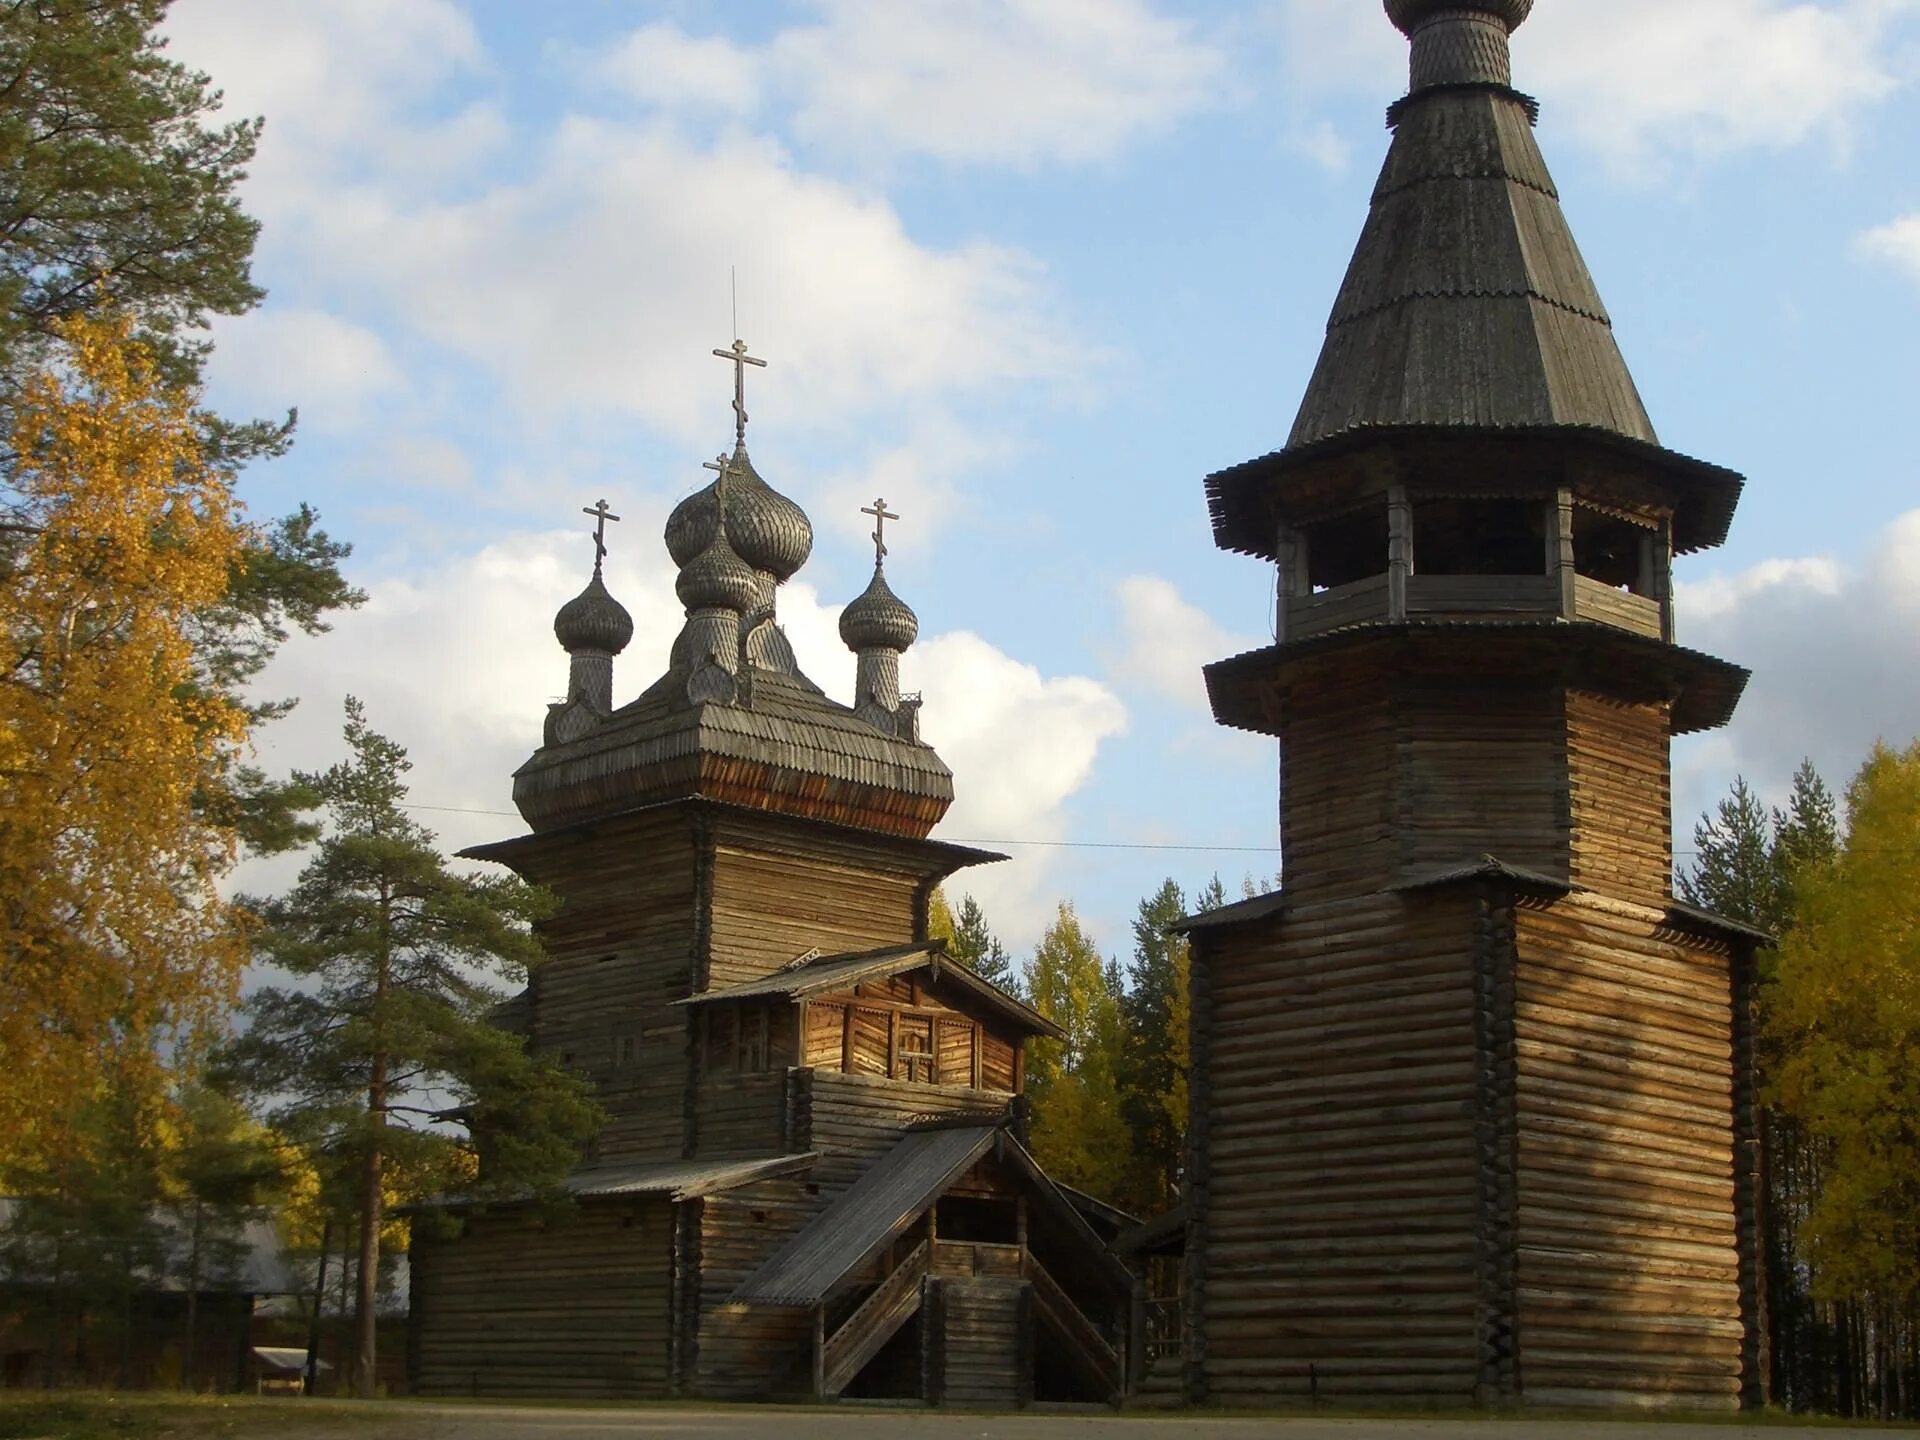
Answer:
205;309;402;433
1858;213;1920;286
235;532;1127;951
1270;0;1917;170
592;1;1225;169
1111;574;1262;709
1672;509;1920;830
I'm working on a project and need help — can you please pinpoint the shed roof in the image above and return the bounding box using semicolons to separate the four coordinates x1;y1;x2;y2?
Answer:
1173;888;1289;935
677;941;1064;1040
731;1125;999;1306
565;1153;816;1201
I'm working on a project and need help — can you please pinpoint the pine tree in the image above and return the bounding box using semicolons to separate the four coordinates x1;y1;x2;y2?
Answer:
229;699;602;1397
1022;903;1128;1202
1116;880;1190;1213
948;893;1018;994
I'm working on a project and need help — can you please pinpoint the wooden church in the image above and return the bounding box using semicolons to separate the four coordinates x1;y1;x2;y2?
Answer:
407;351;1133;1404
1178;0;1768;1412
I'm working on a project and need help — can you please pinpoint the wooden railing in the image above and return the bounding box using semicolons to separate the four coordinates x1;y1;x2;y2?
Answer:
1025;1253;1122;1402
1572;574;1664;639
820;1240;928;1396
1143;1296;1183;1365
930;1239;1023;1280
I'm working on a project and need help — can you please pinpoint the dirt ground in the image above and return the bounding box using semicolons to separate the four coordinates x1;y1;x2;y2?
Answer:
4;1396;1911;1440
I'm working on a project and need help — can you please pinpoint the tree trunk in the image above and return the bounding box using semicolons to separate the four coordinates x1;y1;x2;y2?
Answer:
304;1215;332;1396
184;1200;204;1390
356;1070;385;1399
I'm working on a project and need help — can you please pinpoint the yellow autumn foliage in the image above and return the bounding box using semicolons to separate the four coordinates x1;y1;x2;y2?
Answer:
0;311;252;1178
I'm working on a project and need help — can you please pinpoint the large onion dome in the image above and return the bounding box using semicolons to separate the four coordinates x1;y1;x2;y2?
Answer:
839;564;919;653
554;571;634;655
676;533;761;613
664;444;814;582
1385;0;1531;32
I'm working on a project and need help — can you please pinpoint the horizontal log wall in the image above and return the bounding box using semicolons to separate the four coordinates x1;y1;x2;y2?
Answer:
798;1070;1010;1193
1280;673;1398;897
1396;679;1568;883
694;1179;818;1399
1512;895;1742;1409
1565;691;1673;908
411;1201;671;1399
938;1278;1025;1408
1197;889;1482;1405
508;810;698;1165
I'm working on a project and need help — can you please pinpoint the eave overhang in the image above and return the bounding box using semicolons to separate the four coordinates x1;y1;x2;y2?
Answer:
1207;426;1744;560
1205;620;1749;737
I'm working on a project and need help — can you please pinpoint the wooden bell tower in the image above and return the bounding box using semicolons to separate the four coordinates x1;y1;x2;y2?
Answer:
1182;0;1769;1411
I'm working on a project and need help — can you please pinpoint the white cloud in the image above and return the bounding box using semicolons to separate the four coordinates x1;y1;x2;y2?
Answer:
205;309;401;432
237;531;1126;954
1859;213;1920;286
297;120;1066;439
1288;119;1352;174
1672;509;1920;835
1111;574;1260;709
1270;0;1917;170
166;0;495;214
591;23;761;115
592;1;1225;170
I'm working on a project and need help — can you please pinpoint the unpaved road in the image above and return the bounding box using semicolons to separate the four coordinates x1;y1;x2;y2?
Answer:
283;1403;1906;1440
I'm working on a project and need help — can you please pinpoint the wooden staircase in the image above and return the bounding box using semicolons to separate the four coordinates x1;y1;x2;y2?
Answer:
1025;1254;1123;1404
817;1241;929;1397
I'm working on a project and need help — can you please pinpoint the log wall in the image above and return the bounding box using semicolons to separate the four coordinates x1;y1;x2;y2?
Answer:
1511;894;1744;1409
1279;673;1398;897
692;1178;818;1398
797;1070;1010;1193
1193;888;1483;1405
937;1278;1025;1408
410;1200;672;1398
506;809;700;1165
1566;691;1673;907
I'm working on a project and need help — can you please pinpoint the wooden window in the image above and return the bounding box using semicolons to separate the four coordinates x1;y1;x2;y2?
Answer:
896;1015;934;1085
611;1024;639;1070
708;1009;736;1073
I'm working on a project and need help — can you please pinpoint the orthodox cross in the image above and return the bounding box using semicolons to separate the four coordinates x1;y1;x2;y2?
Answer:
862;497;899;564
702;453;735;522
711;338;767;445
582;498;620;571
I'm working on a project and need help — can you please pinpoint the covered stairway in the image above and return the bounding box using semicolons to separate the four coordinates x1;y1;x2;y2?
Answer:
730;1121;1135;1406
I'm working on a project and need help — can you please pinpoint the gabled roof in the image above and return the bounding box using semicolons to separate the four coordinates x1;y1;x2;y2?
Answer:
1392;854;1574;898
676;941;1064;1040
732;1125;999;1306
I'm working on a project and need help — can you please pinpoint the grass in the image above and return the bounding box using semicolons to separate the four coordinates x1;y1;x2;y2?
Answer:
0;1393;378;1440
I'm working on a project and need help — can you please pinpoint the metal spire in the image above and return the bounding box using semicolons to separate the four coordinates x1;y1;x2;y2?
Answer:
582;498;620;573
711;338;767;446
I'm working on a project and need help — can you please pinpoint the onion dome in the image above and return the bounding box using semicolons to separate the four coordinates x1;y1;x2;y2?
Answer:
664;444;814;582
554;571;633;655
1385;0;1530;33
676;532;761;613
839;564;919;653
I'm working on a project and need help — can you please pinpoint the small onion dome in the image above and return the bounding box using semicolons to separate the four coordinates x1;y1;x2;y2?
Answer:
555;571;635;655
1385;0;1530;34
675;533;760;613
664;444;814;582
839;564;919;653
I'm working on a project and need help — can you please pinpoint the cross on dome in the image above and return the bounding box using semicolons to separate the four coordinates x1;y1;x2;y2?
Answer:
582;498;620;572
861;497;899;565
711;338;767;446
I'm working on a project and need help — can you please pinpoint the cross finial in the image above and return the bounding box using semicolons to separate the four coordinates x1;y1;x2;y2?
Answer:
701;453;736;523
861;497;900;567
711;338;767;445
582;498;621;572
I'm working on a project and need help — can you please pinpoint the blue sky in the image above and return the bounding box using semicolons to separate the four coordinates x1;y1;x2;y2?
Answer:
168;0;1920;958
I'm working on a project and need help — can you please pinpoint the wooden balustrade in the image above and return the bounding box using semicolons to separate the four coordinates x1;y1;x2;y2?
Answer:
1024;1253;1122;1402
819;1240;929;1397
